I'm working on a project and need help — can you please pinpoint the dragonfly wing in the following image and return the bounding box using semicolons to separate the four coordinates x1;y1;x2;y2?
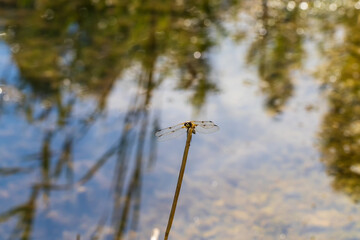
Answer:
155;123;186;141
155;123;184;137
194;121;220;134
156;127;187;141
193;120;216;126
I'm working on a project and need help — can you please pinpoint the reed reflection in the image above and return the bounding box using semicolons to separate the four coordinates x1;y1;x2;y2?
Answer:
0;0;239;239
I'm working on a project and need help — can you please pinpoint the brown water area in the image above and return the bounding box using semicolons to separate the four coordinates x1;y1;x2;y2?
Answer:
1;0;360;239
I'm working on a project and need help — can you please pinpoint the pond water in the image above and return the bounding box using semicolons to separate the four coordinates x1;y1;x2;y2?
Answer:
1;0;360;239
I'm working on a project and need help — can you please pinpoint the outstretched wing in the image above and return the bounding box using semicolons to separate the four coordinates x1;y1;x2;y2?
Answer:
193;121;220;134
155;122;187;141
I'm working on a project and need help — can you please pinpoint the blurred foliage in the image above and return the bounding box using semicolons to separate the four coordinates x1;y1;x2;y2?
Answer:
317;1;360;203
1;0;239;111
244;0;360;204
247;0;304;115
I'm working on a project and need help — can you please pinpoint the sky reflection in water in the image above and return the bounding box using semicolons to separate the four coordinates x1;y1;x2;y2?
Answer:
1;0;360;239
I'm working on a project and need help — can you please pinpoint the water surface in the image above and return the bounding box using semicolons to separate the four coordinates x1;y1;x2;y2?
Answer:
1;1;360;239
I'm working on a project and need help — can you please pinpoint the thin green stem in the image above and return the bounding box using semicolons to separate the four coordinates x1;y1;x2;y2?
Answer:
164;128;193;240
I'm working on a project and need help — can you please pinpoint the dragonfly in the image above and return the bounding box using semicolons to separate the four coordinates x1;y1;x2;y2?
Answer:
155;121;219;141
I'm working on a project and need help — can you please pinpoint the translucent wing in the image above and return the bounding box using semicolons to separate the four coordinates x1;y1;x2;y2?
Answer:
193;121;220;134
155;122;184;137
155;123;187;141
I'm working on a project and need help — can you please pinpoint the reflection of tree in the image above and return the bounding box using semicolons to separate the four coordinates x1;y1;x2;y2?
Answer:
81;60;158;240
0;0;240;239
0;187;38;240
317;5;360;202
4;0;230;110
247;0;304;115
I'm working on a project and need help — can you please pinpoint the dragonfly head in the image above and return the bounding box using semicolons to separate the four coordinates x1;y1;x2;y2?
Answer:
184;121;193;129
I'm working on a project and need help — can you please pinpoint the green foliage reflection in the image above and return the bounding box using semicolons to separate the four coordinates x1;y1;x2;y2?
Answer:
247;0;304;115
318;2;360;203
3;0;235;110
